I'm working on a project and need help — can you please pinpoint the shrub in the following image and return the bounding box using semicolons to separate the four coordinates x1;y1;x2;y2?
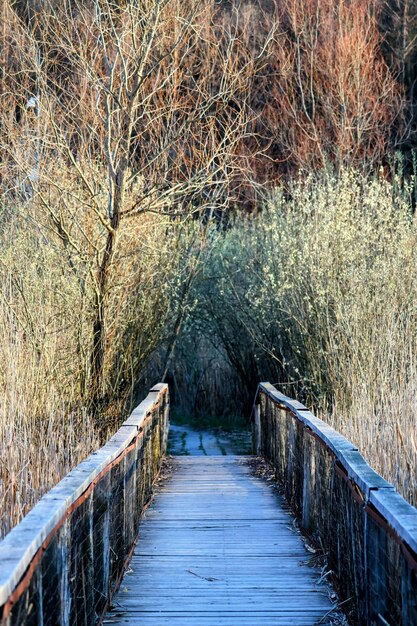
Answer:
184;168;417;502
0;198;202;536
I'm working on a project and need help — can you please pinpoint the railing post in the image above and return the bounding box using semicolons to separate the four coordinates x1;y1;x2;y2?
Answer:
301;431;315;531
252;403;261;455
256;382;417;626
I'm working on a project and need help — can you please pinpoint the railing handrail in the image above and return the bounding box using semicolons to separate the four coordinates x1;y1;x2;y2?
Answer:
255;382;417;624
0;383;168;607
257;382;417;556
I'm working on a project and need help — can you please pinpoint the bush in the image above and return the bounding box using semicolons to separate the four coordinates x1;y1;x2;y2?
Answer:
182;168;417;503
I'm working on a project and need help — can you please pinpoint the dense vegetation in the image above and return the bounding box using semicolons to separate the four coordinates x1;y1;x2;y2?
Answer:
175;169;417;505
1;0;417;535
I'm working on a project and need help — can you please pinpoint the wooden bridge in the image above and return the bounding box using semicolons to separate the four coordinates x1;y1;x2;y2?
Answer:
103;455;333;625
0;383;417;626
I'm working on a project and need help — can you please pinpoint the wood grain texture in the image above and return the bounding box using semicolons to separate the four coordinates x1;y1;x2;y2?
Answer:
104;456;334;626
0;384;170;626
256;384;417;625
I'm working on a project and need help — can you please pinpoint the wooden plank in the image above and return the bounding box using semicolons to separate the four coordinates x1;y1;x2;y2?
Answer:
369;488;417;553
335;449;393;497
297;410;358;455
0;385;168;607
104;615;338;626
259;382;309;411
104;456;336;626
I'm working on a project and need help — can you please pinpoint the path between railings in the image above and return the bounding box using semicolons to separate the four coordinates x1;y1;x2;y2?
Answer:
103;455;336;626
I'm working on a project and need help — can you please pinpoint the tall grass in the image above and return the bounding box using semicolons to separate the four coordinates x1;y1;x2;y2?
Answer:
183;168;417;504
0;201;199;538
0;208;94;537
3;166;417;536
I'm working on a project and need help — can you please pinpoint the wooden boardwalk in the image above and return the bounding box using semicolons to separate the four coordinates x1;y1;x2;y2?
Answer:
104;456;334;626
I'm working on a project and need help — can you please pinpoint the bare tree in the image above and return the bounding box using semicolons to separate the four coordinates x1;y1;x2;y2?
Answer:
379;0;417;144
249;0;404;177
1;0;263;418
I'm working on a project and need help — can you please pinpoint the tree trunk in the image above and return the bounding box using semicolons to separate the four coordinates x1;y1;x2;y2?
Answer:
90;168;124;415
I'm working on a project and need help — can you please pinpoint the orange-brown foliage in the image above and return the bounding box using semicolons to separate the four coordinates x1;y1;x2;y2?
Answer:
1;0;404;205
246;0;403;184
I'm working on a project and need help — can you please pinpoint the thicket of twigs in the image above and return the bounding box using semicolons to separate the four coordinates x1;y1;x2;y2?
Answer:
176;168;417;505
1;0;259;536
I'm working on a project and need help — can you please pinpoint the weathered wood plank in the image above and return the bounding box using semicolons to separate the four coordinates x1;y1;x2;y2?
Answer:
0;384;169;622
104;616;339;626
104;456;335;626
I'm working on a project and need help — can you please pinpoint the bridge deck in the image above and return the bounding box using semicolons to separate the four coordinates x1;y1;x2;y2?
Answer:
104;456;334;626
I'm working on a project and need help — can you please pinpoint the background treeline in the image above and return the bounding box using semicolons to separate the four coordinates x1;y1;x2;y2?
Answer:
4;0;417;197
1;0;417;536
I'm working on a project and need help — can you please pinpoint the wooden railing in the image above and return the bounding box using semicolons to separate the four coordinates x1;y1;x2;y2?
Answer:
254;382;417;626
0;383;169;626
